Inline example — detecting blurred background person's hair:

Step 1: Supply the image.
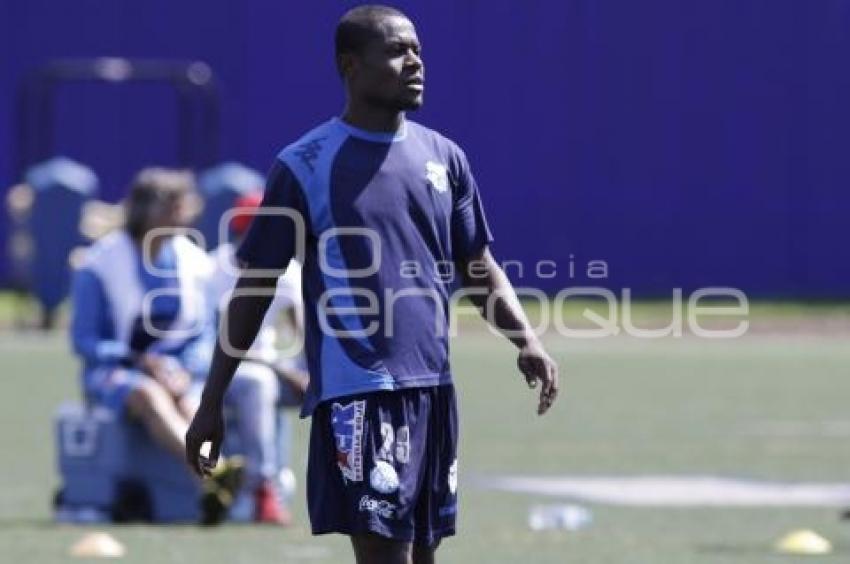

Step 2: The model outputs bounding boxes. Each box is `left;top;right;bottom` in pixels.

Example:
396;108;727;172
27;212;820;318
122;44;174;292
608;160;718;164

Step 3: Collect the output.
124;168;200;242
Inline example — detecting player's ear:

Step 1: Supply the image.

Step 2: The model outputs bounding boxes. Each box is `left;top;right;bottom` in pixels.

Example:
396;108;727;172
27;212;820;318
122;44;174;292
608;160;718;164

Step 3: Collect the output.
337;52;357;80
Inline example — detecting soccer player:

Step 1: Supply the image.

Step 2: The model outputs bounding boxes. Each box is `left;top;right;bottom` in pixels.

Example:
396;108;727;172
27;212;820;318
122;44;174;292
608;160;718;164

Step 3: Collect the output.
186;5;558;562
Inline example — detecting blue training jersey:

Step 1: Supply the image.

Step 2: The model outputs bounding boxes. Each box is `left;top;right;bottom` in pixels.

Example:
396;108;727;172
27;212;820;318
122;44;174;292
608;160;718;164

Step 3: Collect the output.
71;239;214;391
237;117;493;416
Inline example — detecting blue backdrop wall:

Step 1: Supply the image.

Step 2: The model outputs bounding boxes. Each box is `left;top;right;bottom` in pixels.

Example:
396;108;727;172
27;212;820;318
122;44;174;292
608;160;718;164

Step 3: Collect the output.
2;0;849;297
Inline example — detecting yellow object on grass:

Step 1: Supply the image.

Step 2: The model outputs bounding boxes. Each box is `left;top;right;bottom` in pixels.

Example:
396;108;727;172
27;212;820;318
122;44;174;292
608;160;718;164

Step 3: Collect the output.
774;529;832;556
69;532;126;558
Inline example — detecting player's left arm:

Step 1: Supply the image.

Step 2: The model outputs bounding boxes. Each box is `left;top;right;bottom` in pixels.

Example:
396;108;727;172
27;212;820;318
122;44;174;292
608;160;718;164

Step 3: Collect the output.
459;247;559;415
449;142;558;414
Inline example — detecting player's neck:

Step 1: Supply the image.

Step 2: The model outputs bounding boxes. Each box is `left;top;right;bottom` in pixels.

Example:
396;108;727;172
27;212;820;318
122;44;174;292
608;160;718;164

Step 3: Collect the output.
341;103;405;134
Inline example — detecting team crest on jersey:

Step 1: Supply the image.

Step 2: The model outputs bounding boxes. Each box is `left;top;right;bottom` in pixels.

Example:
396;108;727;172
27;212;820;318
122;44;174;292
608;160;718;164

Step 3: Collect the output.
331;400;366;482
425;160;449;193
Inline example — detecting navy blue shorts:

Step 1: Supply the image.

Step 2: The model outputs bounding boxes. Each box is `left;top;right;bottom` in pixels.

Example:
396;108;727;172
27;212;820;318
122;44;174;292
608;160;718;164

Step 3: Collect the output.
307;385;458;546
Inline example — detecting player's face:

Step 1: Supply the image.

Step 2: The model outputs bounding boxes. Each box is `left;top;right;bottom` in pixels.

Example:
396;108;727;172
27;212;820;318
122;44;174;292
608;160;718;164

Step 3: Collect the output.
149;194;194;232
356;17;424;111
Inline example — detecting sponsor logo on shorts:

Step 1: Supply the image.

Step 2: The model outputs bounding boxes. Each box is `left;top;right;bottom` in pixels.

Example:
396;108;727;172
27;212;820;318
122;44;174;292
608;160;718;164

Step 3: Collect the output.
448;459;458;495
331;400;366;482
370;460;400;494
359;495;396;519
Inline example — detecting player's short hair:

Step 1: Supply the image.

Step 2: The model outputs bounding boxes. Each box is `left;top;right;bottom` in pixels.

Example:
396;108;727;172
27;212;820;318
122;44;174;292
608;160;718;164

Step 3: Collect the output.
124;168;196;239
335;5;409;62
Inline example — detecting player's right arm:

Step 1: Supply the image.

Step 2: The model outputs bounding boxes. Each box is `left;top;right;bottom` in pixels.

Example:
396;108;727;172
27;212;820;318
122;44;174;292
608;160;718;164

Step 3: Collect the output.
185;161;308;476
186;274;278;475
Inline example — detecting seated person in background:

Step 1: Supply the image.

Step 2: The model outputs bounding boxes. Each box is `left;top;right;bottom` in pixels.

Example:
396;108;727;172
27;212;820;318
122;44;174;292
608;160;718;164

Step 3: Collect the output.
69;168;240;525
206;192;308;525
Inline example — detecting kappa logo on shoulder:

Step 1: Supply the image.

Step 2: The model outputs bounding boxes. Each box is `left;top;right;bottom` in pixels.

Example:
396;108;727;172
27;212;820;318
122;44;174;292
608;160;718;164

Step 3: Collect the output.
425;160;449;193
293;136;327;172
331;400;366;482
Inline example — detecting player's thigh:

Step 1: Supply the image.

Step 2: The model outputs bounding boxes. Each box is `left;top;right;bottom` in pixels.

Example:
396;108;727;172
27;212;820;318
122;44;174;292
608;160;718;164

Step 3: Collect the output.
412;385;459;546
91;369;160;417
350;533;411;564
231;362;278;395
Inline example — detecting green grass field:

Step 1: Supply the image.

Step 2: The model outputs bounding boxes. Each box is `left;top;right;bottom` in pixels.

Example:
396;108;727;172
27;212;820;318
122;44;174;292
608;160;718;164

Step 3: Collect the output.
1;310;849;563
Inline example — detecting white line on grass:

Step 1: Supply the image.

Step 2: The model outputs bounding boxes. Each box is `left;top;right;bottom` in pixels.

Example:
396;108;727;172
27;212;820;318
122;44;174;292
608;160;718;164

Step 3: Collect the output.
478;475;850;507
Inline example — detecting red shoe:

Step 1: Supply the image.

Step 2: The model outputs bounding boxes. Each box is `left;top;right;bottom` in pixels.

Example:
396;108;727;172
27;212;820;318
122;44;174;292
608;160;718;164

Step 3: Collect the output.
254;481;293;526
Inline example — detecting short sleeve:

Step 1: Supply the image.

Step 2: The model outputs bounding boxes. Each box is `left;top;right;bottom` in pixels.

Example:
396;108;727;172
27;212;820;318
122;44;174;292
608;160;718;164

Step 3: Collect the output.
450;147;494;262
236;161;309;272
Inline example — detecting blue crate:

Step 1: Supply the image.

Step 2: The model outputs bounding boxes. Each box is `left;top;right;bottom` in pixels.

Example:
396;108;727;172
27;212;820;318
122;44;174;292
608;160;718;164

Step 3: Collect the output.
55;402;200;522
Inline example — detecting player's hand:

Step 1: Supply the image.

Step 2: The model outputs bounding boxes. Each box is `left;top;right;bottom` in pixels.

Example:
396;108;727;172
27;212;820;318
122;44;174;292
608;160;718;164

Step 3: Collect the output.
517;341;559;415
156;365;191;399
271;360;309;401
166;371;191;398
139;353;191;398
185;400;225;477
